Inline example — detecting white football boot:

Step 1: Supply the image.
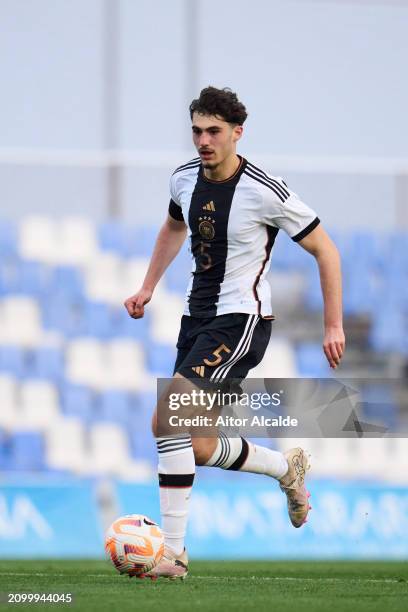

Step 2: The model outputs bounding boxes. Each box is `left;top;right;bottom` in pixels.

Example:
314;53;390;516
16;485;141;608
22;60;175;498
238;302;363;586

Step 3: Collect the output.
141;547;188;581
279;447;311;528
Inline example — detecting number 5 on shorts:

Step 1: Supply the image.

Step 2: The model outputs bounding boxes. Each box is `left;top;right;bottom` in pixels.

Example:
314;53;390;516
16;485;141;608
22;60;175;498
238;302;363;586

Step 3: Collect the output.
204;344;231;367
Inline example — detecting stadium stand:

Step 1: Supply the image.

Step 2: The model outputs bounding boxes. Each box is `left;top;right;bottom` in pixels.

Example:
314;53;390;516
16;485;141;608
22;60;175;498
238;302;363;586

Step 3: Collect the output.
0;216;407;480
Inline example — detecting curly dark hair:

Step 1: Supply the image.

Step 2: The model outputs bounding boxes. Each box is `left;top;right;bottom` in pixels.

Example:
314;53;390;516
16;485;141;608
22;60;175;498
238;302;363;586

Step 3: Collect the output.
189;86;248;125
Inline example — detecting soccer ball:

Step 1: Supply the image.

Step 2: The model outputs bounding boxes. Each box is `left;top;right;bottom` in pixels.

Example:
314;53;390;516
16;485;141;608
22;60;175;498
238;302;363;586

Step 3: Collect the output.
105;514;164;577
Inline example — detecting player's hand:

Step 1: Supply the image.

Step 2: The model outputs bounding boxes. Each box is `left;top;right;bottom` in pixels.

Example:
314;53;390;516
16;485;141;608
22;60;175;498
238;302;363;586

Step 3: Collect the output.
124;288;152;319
323;327;345;369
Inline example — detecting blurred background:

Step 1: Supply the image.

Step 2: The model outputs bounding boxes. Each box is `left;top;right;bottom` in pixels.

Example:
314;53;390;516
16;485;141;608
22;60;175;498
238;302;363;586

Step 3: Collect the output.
0;0;407;560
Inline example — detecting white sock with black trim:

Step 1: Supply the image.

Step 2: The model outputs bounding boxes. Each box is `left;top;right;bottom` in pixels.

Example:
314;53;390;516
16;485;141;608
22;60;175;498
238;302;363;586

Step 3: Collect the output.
205;433;288;479
156;435;195;556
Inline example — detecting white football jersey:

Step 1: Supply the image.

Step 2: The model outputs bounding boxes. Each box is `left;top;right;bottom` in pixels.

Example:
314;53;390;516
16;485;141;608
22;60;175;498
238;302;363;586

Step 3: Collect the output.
169;156;319;318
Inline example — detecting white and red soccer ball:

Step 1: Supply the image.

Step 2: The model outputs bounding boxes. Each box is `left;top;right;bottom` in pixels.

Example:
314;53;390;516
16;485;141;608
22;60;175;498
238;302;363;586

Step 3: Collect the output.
105;514;164;577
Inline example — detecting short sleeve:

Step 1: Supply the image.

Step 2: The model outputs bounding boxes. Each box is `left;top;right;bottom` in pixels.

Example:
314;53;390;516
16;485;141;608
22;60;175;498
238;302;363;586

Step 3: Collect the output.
168;173;185;221
261;179;320;241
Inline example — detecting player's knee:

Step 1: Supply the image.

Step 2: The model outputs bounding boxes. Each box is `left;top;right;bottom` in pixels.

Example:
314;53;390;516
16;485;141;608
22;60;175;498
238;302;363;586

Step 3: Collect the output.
192;438;215;466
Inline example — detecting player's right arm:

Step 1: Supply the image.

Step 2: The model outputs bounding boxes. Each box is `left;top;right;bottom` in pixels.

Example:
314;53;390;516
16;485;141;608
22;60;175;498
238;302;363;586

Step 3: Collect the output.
124;214;187;319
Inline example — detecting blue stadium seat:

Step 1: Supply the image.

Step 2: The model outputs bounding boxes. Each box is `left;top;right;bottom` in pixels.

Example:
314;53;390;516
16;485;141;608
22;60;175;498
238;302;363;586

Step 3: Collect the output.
98;221;128;256
128;394;157;463
14;260;50;297
60;383;95;424
295;342;329;377
126;226;158;258
49;265;84;299
83;301;115;339
165;247;192;295
29;347;65;381
0;429;9;470
146;343;177;376
357;383;399;430
95;390;131;427
0;345;27;378
9;431;45;471
0;219;17;257
114;308;150;341
370;305;406;354
41;294;85;337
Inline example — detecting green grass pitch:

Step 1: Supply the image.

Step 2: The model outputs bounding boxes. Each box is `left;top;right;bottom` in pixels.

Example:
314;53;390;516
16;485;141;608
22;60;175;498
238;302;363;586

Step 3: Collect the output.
0;560;407;612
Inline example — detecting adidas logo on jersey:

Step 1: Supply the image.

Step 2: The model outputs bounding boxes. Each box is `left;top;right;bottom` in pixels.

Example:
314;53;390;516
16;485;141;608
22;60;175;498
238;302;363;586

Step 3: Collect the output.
202;201;215;212
192;365;205;377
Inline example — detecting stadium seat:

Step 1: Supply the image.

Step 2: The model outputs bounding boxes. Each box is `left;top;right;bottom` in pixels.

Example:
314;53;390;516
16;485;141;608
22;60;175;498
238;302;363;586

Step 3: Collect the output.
0;219;17;257
357;383;399;431
9;431;45;471
83;252;123;305
18;216;58;264
83;301;115;339
113;307;150;342
49;265;85;299
29;347;65;381
96;390;132;427
295;342;329;377
98;221;128;256
104;339;148;391
65;338;106;388
0;296;43;346
0;345;27;378
60;383;95;425
126;226;158;258
0;375;19;430
146;343;177;376
0;429;9;469
45;415;88;474
58;217;99;266
88;422;133;475
18;380;60;431
150;292;184;345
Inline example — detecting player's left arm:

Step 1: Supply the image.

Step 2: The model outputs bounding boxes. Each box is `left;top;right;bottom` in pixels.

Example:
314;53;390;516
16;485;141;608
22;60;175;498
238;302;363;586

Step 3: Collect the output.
298;224;345;369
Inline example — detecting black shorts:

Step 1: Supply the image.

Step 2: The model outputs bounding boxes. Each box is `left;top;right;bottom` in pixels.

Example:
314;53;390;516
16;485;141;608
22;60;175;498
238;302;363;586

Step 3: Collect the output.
173;313;272;385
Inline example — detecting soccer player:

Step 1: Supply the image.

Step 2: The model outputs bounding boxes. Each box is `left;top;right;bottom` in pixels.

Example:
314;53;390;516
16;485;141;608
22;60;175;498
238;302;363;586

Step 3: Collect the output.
124;87;345;579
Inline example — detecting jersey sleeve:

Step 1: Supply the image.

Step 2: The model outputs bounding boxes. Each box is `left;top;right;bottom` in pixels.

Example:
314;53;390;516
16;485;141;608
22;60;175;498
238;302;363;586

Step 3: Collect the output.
261;179;320;241
168;173;185;222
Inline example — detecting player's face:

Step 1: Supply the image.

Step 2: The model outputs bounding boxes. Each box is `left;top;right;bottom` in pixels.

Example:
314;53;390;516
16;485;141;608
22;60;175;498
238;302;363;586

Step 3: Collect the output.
192;113;242;170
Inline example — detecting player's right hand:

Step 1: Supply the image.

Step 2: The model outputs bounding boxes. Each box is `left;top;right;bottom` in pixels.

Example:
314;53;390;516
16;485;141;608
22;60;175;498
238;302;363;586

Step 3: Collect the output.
124;288;152;319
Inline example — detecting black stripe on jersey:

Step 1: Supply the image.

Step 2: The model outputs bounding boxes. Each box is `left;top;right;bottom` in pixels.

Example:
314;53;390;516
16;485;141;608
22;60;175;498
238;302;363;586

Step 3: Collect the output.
253;226;278;315
244;169;287;203
169;198;185;221
246;162;290;200
292;217;320;242
173;158;201;175
187;163;245;317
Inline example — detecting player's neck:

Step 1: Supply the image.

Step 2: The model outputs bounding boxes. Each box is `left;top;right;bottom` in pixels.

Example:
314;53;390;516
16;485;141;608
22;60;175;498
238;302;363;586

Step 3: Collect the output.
203;153;241;182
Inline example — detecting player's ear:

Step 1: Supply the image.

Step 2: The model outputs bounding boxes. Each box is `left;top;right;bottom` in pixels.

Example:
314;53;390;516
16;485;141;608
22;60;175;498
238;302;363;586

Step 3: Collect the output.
232;124;243;143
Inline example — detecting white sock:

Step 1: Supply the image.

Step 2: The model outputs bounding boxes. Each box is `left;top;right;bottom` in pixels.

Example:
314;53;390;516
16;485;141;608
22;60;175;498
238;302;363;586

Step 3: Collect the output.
205;433;288;480
156;436;195;556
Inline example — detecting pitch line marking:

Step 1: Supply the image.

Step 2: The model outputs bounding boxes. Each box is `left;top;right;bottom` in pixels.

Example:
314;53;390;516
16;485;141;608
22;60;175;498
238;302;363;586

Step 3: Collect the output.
0;573;405;584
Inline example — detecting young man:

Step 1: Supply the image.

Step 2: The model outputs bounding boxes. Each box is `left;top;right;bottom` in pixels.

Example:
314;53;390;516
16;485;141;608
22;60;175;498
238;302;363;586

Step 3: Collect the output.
124;86;345;579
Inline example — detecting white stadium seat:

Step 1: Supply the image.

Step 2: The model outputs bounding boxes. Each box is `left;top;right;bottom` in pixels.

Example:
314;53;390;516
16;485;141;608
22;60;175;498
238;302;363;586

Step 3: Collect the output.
17;380;60;431
18;215;58;264
150;291;184;345
87;423;133;476
45;416;88;474
0;296;43;347
0;375;19;431
83;253;123;304
65;338;106;388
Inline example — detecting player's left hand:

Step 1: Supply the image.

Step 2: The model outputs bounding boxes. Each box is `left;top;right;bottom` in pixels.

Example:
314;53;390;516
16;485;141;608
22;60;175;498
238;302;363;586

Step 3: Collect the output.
323;327;345;369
